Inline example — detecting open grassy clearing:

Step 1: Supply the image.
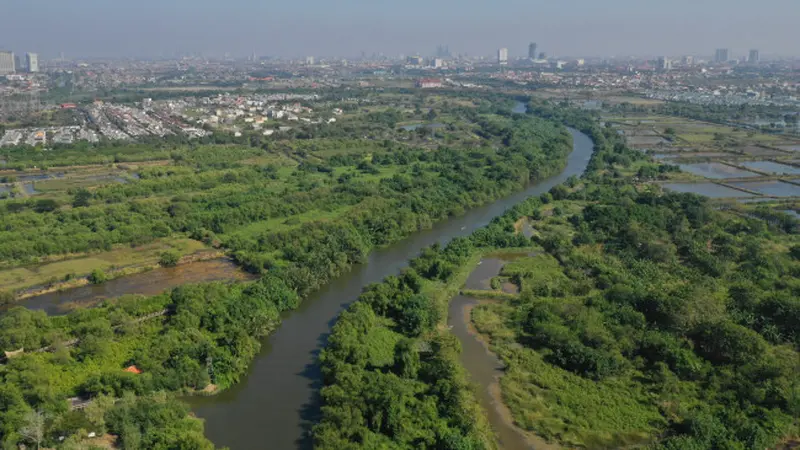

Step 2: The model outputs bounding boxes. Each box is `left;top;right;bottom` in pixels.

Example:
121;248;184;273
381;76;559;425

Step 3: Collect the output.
473;303;663;448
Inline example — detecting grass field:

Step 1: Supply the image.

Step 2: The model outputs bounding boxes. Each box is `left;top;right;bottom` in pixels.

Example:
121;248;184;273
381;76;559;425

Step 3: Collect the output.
0;237;208;292
225;205;354;239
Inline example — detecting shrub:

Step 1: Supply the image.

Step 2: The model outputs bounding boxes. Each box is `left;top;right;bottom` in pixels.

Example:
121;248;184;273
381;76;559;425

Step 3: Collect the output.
88;269;108;285
159;251;180;267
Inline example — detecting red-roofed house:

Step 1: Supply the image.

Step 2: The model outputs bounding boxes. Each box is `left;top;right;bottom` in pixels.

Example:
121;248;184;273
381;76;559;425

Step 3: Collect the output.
124;365;142;375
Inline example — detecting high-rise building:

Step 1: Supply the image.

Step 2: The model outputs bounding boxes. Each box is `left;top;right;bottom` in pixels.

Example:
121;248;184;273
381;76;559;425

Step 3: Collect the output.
528;42;538;60
305;56;315;65
538;52;547;60
497;48;508;65
407;55;424;66
26;53;39;73
748;49;760;64
714;48;729;63
0;51;15;74
658;56;672;71
682;55;694;66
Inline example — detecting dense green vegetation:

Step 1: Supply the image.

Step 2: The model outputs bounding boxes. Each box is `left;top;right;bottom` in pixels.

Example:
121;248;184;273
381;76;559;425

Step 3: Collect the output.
473;182;799;448
0;109;569;271
0;95;574;448
315;106;799;449
313;240;495;449
0;275;297;448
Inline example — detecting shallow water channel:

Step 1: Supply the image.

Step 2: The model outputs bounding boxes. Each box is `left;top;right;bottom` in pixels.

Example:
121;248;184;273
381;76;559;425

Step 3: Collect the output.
12;258;251;316
448;256;541;450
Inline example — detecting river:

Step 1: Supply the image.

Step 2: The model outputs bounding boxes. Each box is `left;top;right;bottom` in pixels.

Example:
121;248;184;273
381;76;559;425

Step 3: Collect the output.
190;112;596;449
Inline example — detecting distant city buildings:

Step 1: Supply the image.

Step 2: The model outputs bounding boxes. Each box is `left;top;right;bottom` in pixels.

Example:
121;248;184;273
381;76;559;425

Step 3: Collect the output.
305;56;315;65
26;53;39;73
682;55;694;66
416;78;443;89
714;48;729;63
430;58;444;69
0;51;15;74
407;55;424;66
748;49;760;64
528;42;538;60
538;52;547;60
497;48;508;65
658;56;672;71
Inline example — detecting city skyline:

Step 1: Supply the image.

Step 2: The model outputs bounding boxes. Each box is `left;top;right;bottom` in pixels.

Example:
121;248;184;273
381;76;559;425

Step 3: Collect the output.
2;0;799;58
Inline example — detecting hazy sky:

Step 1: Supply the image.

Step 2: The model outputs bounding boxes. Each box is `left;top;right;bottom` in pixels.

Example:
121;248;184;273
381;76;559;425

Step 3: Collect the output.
3;0;798;58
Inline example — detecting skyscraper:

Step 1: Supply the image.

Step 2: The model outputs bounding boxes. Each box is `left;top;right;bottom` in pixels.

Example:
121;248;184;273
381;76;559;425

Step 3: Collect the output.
528;42;538;60
497;48;508;65
714;48;729;63
538;52;547;60
748;49;760;64
26;53;39;73
658;56;672;71
0;51;15;74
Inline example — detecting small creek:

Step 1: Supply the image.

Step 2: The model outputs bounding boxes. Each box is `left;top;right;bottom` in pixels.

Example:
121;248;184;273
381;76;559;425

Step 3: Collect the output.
448;256;539;450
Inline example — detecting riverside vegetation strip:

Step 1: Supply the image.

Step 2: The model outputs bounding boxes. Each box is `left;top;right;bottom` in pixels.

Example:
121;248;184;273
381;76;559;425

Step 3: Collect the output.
0;94;574;448
315;109;799;449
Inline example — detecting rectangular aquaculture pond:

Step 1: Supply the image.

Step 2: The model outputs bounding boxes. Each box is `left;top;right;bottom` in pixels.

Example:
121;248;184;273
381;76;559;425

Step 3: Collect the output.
739;161;800;176
728;181;800;197
678;162;760;179
661;183;756;198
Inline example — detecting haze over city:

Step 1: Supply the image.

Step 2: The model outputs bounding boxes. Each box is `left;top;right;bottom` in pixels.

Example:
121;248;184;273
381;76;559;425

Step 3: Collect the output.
3;0;800;58
0;1;799;449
